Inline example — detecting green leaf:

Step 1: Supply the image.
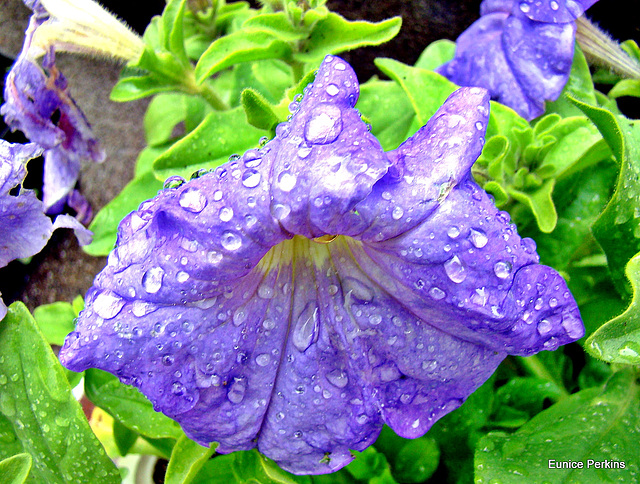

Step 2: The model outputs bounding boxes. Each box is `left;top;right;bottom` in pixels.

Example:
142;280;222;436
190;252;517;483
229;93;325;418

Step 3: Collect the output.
393;438;439;483
144;93;188;146
32;302;76;347
609;79;640;99
508;179;557;233
113;419;138;457
495;377;564;417
110;72;179;102
243;12;310;41
374;58;457;126
84;368;183;440
587;251;640;364
346;447;398;484
0;303;120;483
195;31;290;82
241;88;281;131
160;0;189;63
295;13;401;64
83;170;164;257
0;454;32;484
475;368;640;483
414;39;456;71
165;435;216;484
357;79;415;150
153;107;267;180
229;450;311;483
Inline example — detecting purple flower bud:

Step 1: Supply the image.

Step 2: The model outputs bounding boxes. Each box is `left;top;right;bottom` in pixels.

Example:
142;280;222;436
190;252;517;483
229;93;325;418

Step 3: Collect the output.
59;56;583;474
438;0;599;120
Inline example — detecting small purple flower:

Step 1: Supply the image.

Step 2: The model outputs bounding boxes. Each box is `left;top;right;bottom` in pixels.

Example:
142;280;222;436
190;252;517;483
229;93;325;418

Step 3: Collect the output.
0;139;91;319
438;0;598;120
1;11;105;215
59;56;583;474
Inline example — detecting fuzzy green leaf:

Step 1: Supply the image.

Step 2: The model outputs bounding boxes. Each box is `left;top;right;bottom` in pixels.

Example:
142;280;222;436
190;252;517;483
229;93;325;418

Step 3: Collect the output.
241;88;281;131
0;454;32;484
165;435;216;484
414;39;456;71
32;302;76;347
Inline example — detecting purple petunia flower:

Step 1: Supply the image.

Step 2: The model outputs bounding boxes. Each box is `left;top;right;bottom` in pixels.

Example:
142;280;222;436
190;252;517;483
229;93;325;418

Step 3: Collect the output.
59;56;584;474
438;0;598;120
1;9;105;217
0;140;91;319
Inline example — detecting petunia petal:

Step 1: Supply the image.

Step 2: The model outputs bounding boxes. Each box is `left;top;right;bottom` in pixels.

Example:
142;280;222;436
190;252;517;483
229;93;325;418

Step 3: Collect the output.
509;0;597;23
60;56;584;475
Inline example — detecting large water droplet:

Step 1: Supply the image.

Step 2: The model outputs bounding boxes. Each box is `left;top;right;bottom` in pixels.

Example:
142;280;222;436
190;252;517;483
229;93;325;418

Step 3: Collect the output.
325;84;340;96
304;104;342;144
142;267;165;294
429;287;446;300
243;149;262;168
392;206;404;220
233;309;247;326
179;187;207;213
258;284;274;299
221;231;242;251
537;319;552;335
256;353;271;367
292;303;319;352
471;287;488;306
469;228;488;248
494;261;512;279
447;226;460;239
93;291;125;319
342;277;374;304
326;369;349;388
241;169;261;188
277;171;297;192
444;255;467;283
271;203;291;221
228;377;246;404
219;206;234;222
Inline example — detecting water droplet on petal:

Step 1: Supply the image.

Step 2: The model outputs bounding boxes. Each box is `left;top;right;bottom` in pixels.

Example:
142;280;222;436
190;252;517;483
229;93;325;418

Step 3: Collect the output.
429;287;446;300
469;228;488;248
256;353;271;367
326;369;349;388
207;250;223;264
277;171;297;192
271;203;291;221
258;285;274;299
177;271;189;283
93;291;125;319
447;226;460;238
471;287;488;306
494;261;512;279
241;169;261;188
142;267;165;294
163;175;185;189
233;309;247;326
213;190;223;201
221;231;242;251
550;0;559;10
537;319;552;335
444;255;467;283
304;104;342;144
342;277;374;304
325;84;340;96
292;303;319;352
179;187;207;213
228;377;246;403
392;206;404;220
219;206;234;222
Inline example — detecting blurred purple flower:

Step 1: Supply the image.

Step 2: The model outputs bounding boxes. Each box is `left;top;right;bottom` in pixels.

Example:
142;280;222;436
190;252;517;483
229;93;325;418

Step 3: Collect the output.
0;140;91;319
1;10;104;217
60;56;583;474
438;0;598;120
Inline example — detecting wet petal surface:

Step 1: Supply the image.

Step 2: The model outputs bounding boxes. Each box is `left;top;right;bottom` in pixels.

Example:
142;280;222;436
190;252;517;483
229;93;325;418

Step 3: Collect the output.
60;56;583;474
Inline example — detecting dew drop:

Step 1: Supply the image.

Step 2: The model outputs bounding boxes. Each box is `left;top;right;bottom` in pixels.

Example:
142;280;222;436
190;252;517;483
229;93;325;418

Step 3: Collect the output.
447;226;460;238
233;309;247;326
325;84;340;96
292;303;319;352
342;277;374;304
304;104;342;144
444;255;467;283
271;203;291;221
219;206;234;222
177;271;189;283
494;261;512;279
258;285;274;299
469;228;488;248
142;267;165;294
550;0;559;10
221;231;242;251
256;353;271;367
326;369;349;388
93;291;125;319
163;175;185;189
213;190;223;201
207;250;223;264
429;287;446;300
179;187;207;213
392;206;404;220
241;169;261;188
537;319;553;335
277;171;297;192
228;377;246;404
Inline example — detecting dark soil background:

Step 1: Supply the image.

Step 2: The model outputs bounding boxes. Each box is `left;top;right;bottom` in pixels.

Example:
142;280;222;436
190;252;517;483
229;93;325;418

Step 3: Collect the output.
0;0;637;311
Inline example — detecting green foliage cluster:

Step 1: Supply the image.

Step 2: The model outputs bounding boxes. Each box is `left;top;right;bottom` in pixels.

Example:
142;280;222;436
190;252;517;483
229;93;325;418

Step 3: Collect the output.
2;1;640;483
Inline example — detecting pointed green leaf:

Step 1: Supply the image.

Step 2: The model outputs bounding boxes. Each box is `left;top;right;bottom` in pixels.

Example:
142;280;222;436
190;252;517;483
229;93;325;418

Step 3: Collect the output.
241;88;281;131
0;303;120;483
374;58;457;126
195;31;290;82
84;368;183;440
83;170;164;257
243;12;309;41
414;39;456;71
609;79;640;99
232;450;311;483
475;368;640;483
161;0;188;62
164;435;216;484
587;251;640;364
295;13;401;63
153;107;267;180
113;419;138;457
0;454;32;484
32;302;76;347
